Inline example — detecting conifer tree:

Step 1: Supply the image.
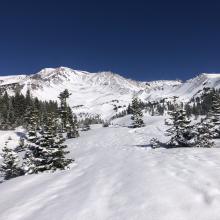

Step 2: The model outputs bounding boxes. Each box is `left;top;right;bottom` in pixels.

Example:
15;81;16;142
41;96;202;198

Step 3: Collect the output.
58;89;79;138
50;131;73;171
194;117;214;148
0;142;23;180
0;92;11;129
166;98;193;147
25;89;33;108
130;96;144;128
25;107;39;143
66;107;79;138
23;113;73;174
127;104;132;114
58;89;71;132
208;90;220;137
13;91;26;125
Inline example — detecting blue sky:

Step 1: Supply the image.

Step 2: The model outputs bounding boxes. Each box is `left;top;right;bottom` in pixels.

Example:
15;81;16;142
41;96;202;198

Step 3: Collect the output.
0;0;220;80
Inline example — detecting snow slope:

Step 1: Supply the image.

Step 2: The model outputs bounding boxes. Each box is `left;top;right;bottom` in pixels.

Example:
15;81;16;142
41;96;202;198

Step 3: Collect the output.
1;67;220;118
0;116;220;220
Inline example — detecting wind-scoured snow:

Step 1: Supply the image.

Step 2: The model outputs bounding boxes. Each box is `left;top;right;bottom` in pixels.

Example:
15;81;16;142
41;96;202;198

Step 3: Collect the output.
0;116;220;220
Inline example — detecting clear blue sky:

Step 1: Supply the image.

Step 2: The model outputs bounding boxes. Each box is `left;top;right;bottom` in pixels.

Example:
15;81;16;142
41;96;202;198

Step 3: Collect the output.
0;0;220;81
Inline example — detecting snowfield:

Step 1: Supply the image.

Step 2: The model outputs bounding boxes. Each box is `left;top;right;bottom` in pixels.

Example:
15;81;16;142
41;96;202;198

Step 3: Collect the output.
0;116;220;220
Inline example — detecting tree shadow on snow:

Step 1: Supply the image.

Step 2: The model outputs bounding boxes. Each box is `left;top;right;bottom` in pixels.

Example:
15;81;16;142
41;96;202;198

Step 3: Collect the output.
15;132;26;139
134;144;152;148
134;142;169;149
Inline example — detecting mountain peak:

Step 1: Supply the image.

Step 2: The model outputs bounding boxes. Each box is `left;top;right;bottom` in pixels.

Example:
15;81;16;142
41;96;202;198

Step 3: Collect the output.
2;68;220;119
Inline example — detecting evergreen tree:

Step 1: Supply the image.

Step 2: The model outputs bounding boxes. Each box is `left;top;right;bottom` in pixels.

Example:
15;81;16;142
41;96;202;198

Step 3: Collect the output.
25;107;39;143
23;113;73;174
0;89;59;131
208;91;220;137
25;89;33;108
58;89;79;138
0;142;23;180
58;89;71;132
50;131;73;171
66;107;79;138
127;104;132;114
194;117;214;148
166;98;193;147
12;91;26;125
130;96;144;128
0;92;11;129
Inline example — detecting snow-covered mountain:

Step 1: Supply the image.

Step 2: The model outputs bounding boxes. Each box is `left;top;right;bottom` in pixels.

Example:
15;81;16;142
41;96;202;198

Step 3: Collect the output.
0;67;220;119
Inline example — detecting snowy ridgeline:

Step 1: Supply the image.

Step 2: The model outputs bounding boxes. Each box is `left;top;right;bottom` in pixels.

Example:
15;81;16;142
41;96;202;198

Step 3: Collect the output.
1;67;220;119
0;115;220;220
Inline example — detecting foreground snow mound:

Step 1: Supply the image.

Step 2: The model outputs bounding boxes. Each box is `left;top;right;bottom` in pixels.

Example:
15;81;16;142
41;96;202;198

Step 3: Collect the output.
0;117;220;220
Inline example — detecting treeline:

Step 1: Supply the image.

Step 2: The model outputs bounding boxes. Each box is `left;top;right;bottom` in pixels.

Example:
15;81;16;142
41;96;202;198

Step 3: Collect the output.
0;89;79;181
126;91;220;148
150;91;220;148
0;90;58;130
111;87;220;120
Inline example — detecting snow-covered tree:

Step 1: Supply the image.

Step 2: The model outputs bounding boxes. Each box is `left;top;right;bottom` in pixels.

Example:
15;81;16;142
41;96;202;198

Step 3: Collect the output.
58;90;79;138
208;91;220;137
58;89;71;132
23;113;73;174
130;96;144;128
49;132;73;171
166;98;193;147
25;107;39;143
194;117;214;148
24;113;55;174
66;107;79;138
0;142;23;180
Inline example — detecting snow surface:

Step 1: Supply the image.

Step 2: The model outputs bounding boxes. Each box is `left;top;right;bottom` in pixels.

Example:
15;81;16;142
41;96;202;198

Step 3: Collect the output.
0;116;220;220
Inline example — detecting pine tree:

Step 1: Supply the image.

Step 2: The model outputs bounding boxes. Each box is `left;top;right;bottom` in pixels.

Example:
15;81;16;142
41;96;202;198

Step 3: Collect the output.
194;117;214;148
25;107;39;143
12;91;26;126
49;131;73;171
166;98;193;147
58;90;79;138
66;107;79;138
130;96;144;128
208;91;220;137
0;91;10;129
24;113;55;174
23;113;73;174
0;142;23;180
25;89;33;108
58;89;71;132
127;104;132;114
